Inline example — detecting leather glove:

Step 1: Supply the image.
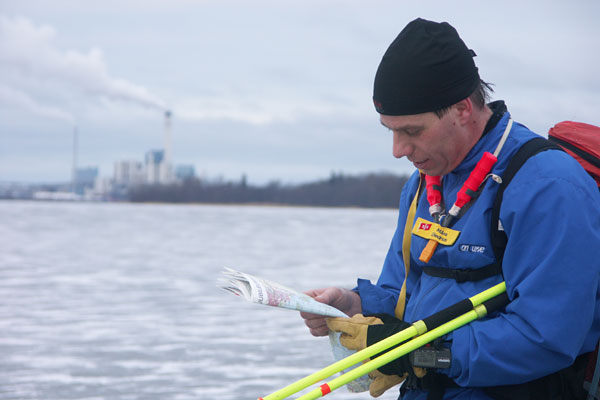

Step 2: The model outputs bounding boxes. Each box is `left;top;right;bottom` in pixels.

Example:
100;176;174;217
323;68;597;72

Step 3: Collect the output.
366;314;427;378
367;369;407;398
326;314;384;350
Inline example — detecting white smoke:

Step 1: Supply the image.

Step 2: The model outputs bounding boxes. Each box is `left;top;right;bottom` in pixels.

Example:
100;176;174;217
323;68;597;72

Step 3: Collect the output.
0;15;167;118
0;83;75;125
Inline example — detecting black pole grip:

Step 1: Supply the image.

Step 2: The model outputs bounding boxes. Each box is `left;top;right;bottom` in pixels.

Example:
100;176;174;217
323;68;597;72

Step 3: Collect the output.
421;298;473;331
481;292;510;314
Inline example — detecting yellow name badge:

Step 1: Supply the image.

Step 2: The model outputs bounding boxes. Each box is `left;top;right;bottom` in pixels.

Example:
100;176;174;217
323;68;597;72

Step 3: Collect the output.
412;217;460;246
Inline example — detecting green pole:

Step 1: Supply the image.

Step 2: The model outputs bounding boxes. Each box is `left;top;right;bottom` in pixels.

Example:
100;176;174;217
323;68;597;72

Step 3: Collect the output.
259;326;419;400
296;303;491;400
259;282;506;400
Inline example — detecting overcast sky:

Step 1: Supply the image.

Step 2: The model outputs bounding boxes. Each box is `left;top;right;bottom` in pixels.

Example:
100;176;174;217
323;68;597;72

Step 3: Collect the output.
1;0;599;185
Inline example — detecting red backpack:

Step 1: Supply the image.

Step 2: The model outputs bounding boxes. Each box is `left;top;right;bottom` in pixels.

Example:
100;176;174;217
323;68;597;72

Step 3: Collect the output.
549;121;600;398
548;121;600;189
488;121;600;399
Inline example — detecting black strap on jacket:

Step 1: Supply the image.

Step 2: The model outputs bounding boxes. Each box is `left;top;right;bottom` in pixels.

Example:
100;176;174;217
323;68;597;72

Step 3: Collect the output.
422;263;502;283
548;135;600;170
489;137;563;264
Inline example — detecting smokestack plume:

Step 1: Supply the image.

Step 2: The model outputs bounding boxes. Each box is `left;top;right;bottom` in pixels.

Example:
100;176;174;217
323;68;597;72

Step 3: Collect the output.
0;16;167;112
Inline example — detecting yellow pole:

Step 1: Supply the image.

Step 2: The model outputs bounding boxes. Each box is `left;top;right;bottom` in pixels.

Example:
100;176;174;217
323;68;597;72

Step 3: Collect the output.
258;326;418;400
296;304;490;400
259;282;506;400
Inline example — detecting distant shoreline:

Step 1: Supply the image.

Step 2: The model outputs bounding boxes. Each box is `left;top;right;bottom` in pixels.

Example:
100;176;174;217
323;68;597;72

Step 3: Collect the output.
1;171;410;209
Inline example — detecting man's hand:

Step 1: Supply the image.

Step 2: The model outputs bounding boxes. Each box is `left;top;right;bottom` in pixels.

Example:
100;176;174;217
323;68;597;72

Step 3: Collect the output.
300;287;362;336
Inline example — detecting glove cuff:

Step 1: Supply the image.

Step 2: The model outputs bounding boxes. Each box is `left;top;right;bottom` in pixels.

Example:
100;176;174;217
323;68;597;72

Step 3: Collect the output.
366;319;412;376
365;313;402;324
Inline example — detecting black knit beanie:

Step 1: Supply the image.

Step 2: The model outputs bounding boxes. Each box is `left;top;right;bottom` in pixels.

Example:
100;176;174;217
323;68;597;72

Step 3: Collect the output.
373;18;480;116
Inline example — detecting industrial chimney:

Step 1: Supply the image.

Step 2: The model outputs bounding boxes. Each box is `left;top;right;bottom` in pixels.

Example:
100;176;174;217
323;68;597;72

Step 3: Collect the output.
163;110;172;183
72;125;78;193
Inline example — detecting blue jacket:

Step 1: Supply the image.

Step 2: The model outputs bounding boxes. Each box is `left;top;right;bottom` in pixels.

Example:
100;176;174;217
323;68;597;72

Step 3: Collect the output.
357;110;600;399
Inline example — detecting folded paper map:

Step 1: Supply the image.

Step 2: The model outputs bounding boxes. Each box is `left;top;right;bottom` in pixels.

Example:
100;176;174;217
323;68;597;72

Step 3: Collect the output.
218;267;371;393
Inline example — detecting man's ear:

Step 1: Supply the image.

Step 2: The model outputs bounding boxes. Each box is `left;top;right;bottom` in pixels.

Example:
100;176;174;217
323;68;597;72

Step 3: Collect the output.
453;98;473;125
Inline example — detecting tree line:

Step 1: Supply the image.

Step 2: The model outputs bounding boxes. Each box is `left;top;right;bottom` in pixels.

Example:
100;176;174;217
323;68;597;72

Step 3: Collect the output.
128;172;411;208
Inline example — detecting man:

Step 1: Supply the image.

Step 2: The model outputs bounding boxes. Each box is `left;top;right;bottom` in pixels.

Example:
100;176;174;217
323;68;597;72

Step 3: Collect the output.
301;18;600;399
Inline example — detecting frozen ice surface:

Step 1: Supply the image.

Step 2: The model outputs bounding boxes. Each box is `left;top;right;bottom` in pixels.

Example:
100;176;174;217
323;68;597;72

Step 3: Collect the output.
0;201;400;399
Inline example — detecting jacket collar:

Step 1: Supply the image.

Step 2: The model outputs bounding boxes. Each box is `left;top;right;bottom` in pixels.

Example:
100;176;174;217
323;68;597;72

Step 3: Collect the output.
450;101;510;175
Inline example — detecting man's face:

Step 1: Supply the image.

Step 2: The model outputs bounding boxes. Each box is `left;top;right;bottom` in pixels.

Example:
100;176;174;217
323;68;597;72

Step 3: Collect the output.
380;108;470;176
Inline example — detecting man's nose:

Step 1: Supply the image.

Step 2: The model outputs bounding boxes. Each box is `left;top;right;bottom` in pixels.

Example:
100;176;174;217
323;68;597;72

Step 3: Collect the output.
393;132;413;158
